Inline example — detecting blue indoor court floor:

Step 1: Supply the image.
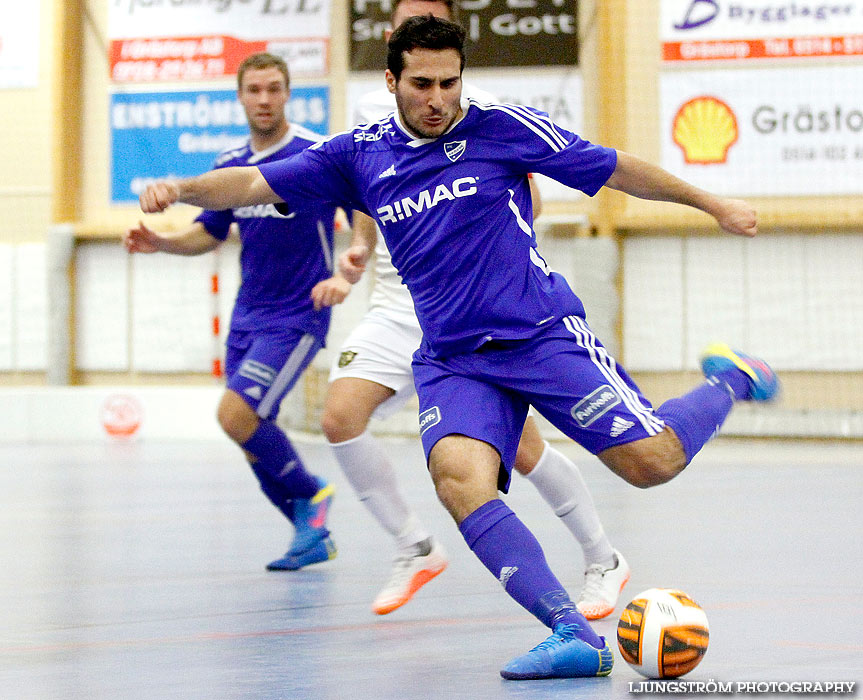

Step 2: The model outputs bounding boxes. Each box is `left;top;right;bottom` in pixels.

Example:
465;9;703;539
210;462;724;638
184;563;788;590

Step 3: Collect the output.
1;436;860;699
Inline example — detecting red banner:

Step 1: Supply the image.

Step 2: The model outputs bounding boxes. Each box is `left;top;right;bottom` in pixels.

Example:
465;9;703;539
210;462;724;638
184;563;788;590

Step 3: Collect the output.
109;35;329;83
663;34;863;62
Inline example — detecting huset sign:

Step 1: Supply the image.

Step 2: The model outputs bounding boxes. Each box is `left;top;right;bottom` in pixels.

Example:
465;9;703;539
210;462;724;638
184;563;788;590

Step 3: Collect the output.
349;0;578;70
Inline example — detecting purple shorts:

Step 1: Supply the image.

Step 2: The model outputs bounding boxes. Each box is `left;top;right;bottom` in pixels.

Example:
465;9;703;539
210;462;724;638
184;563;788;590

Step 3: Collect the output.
412;315;665;492
225;328;322;421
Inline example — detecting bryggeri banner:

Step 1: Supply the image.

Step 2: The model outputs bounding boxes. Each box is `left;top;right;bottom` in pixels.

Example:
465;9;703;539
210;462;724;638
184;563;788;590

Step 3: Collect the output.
661;0;863;62
660;65;863;196
349;0;578;71
108;0;332;82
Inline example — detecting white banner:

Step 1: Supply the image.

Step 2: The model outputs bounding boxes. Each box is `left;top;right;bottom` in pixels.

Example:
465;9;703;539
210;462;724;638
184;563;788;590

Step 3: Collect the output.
347;70;586;201
660;66;863;196
0;3;39;88
661;0;863;61
108;0;331;81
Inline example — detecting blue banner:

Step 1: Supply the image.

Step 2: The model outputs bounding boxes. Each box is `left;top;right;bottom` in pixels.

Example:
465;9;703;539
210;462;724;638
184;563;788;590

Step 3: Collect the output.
111;86;329;204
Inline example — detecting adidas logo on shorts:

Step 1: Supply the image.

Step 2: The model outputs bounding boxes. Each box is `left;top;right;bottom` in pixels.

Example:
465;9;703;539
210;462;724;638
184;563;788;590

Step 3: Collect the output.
610;416;635;438
244;385;263;400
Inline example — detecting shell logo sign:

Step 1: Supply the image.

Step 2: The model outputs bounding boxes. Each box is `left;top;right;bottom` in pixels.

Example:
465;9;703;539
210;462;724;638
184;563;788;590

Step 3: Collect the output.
672;96;739;164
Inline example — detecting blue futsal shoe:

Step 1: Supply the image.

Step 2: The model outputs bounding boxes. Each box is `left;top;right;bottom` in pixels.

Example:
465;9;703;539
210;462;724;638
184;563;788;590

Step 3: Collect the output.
500;625;614;680
700;343;779;402
288;479;335;555
266;536;337;571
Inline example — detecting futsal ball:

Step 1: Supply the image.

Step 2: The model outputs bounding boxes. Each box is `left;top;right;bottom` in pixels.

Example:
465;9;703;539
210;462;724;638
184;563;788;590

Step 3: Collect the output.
616;588;709;679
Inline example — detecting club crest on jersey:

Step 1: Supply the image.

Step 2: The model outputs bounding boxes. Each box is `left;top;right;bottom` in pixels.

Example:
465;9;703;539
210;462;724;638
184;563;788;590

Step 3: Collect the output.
338;350;357;368
444;140;466;162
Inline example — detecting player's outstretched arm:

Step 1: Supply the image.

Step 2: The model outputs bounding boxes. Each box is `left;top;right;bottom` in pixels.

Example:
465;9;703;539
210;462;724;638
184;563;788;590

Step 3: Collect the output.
124;221;220;256
604;150;757;238
140;166;280;214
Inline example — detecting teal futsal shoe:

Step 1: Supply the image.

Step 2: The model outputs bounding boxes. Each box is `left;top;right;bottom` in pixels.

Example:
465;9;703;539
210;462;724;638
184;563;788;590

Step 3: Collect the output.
266;536;337;571
500;625;614;680
700;343;779;402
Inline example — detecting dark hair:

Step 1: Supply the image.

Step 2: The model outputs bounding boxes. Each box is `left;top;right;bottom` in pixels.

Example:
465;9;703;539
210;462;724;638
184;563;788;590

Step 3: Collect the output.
387;15;466;80
391;0;457;23
237;53;290;90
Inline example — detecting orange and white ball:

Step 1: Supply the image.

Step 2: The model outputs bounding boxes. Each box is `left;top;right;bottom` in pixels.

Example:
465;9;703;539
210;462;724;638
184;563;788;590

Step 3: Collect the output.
617;588;709;679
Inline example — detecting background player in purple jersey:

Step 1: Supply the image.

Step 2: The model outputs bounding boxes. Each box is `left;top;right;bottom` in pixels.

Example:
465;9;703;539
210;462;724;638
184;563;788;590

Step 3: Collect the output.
323;0;630;621
125;53;348;572
137;18;779;681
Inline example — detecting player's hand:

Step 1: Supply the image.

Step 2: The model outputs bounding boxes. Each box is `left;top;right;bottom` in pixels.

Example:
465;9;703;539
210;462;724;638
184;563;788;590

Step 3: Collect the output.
311;276;352;310
123;221;164;254
339;244;370;284
714;198;757;238
140;180;180;213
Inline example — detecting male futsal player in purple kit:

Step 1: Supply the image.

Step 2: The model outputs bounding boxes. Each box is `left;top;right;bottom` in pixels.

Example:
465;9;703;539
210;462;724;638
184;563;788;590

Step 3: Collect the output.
125;53;347;571
138;19;779;680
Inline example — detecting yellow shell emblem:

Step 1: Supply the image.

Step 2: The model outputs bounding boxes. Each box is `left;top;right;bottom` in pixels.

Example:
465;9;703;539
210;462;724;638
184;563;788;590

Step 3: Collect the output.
672;96;738;164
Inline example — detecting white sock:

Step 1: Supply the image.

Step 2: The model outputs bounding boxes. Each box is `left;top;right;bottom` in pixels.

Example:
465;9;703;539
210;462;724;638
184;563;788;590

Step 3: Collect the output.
330;431;429;549
524;441;616;568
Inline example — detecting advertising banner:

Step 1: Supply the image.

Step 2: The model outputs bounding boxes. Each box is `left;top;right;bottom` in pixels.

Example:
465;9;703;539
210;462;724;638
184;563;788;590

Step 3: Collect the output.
111;86;329;203
108;0;331;82
349;0;578;71
661;0;863;62
660;66;863;196
0;3;39;88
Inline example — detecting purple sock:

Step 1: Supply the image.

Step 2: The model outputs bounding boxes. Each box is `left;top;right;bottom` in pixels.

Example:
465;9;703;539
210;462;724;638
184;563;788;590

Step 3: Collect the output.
705;367;751;401
249;461;295;521
656;381;735;463
459;500;603;648
241;420;319;499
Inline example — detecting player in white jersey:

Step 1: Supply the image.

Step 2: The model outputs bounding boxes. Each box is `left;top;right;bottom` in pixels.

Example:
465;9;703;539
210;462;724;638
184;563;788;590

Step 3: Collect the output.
137;15;778;680
322;0;629;619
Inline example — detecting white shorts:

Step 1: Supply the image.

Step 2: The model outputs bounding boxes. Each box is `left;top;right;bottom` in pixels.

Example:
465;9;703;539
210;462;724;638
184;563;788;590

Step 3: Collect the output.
329;309;423;419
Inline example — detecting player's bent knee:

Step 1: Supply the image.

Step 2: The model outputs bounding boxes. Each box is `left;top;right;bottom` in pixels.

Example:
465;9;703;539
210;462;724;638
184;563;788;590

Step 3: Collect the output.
217;391;260;444
621;459;684;489
599;431;687;489
430;473;464;519
429;438;502;523
320;402;366;444
512;417;547;475
430;471;490;525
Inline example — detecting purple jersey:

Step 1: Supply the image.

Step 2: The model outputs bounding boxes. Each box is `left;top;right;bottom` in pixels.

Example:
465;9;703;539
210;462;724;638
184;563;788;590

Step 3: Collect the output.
259;101;616;358
196;125;337;340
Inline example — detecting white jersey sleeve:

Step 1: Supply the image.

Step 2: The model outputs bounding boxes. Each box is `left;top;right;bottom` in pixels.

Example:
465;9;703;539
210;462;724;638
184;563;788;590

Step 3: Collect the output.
354;87;397;126
354;88;418;323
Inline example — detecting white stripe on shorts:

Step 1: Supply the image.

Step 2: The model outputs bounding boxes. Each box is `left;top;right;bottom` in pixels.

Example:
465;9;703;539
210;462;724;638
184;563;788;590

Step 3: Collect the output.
563;315;664;435
256;333;317;419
